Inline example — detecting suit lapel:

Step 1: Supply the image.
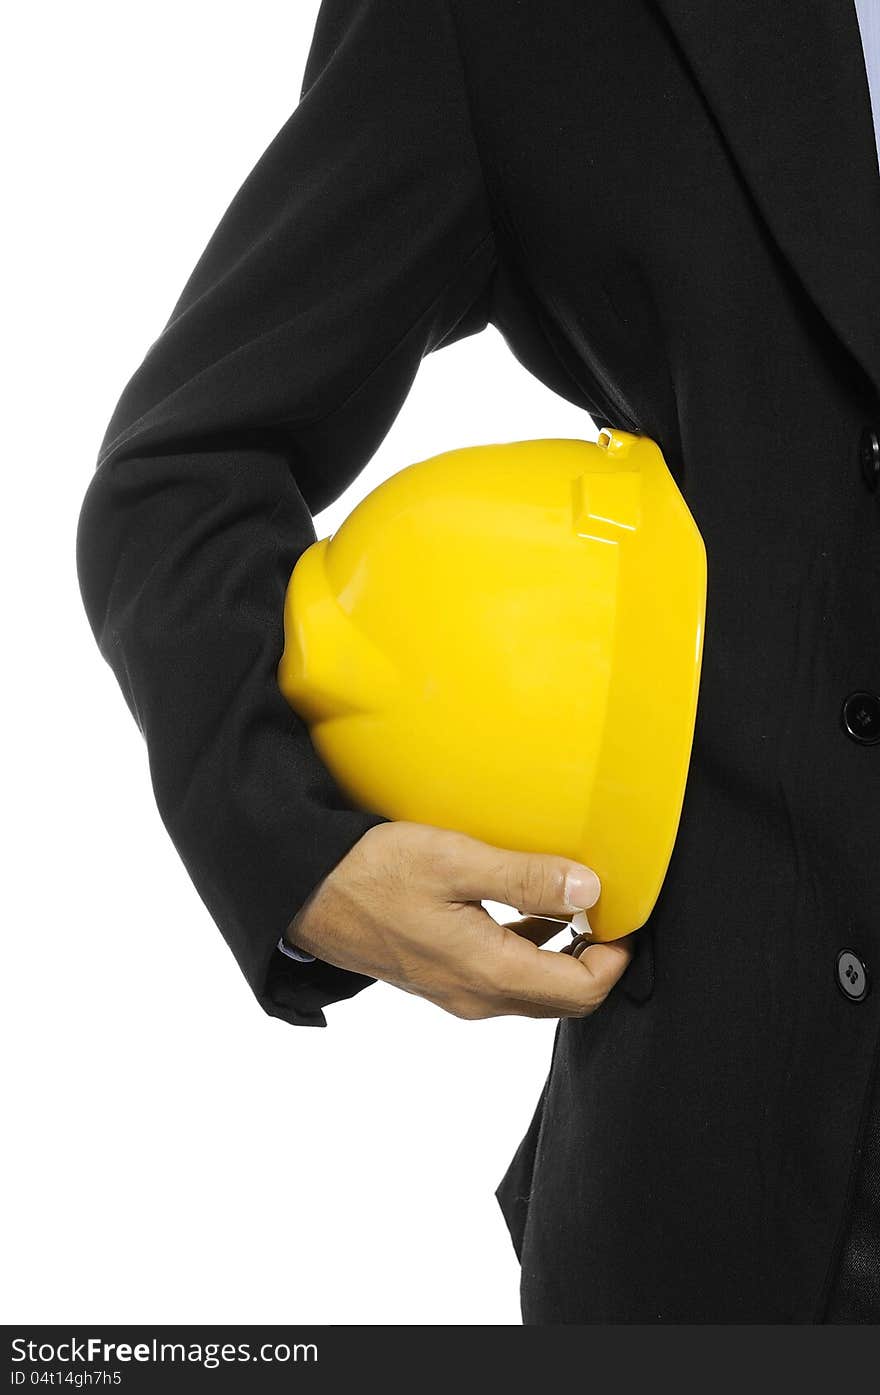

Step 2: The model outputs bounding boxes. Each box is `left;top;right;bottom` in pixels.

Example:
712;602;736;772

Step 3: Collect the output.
650;0;880;402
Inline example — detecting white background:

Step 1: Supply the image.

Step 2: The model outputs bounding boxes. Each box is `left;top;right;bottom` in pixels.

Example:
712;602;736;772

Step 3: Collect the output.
3;2;598;1325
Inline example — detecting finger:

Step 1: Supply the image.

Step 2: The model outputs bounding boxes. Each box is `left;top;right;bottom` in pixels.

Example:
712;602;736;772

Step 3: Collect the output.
445;834;601;918
491;999;570;1019
501;915;573;947
573;936;638;981
490;928;634;1015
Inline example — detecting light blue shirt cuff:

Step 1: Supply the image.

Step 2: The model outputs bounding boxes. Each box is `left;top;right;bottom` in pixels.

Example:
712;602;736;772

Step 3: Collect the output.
277;936;316;964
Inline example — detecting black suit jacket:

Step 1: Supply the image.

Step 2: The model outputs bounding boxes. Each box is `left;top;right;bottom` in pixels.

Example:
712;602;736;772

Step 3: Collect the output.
76;0;880;1321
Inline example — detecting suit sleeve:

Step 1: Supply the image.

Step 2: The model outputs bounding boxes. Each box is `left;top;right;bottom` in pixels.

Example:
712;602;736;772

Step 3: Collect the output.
75;0;498;1028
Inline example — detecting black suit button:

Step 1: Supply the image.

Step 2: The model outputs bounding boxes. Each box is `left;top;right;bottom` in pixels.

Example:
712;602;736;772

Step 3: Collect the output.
836;950;870;1002
860;426;880;491
841;691;880;744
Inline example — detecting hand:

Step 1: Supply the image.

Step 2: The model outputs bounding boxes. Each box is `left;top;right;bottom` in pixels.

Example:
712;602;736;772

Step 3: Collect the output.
285;821;635;1020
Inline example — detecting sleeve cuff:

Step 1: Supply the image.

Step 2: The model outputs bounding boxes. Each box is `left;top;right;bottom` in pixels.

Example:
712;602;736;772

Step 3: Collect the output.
277;936;317;964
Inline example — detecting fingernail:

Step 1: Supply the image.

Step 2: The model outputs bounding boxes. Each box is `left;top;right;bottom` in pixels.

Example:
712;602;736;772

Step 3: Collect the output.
564;867;601;911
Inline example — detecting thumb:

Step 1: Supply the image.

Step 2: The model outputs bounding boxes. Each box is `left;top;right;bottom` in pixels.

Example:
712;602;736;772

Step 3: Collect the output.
445;835;601;919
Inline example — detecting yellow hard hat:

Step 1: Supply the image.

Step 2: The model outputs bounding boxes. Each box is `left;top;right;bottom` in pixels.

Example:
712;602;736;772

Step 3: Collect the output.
277;428;706;940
